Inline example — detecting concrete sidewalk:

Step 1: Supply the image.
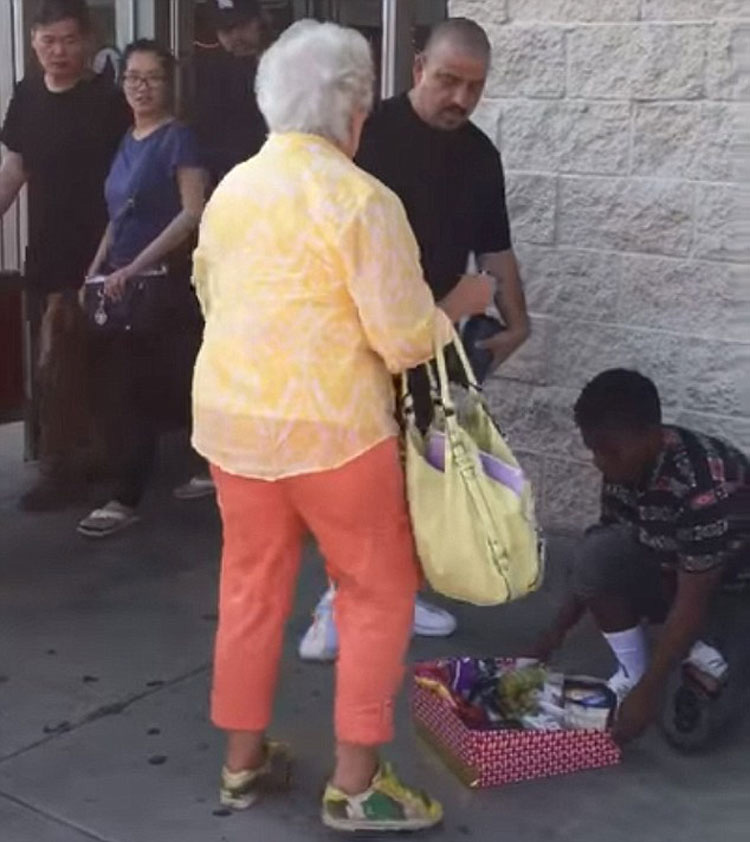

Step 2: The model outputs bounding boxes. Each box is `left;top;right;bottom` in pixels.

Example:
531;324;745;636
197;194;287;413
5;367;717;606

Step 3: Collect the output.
1;422;748;842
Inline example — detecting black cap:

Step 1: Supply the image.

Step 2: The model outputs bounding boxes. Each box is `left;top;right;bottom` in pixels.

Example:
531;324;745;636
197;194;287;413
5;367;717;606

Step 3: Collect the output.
210;0;262;30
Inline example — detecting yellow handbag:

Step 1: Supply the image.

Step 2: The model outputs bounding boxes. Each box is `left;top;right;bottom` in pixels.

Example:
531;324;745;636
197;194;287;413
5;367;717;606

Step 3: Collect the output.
402;329;544;606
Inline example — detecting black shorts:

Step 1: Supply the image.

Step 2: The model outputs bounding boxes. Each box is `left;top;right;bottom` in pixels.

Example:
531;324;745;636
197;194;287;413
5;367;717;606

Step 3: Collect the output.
572;524;674;623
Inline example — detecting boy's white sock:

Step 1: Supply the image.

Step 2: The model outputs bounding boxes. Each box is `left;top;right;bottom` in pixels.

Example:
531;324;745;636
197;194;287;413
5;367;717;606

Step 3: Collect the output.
603;625;649;685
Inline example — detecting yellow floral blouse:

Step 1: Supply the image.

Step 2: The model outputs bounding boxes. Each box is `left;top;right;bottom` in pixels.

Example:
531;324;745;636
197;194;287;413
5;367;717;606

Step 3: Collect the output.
191;132;451;479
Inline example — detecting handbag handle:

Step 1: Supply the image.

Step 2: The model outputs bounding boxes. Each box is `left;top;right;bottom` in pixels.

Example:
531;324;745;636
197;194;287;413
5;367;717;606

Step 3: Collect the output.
434;334;456;415
432;327;482;414
400;367;415;417
399;323;481;419
447;329;482;392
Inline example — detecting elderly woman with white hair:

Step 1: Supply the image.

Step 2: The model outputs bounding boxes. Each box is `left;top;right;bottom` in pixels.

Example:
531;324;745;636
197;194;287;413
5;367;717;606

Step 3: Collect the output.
191;20;492;832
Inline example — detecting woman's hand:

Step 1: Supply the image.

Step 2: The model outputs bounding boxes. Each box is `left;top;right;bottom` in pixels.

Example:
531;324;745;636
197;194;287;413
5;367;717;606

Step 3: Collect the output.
103;266;134;302
440;274;494;322
80;265;102;308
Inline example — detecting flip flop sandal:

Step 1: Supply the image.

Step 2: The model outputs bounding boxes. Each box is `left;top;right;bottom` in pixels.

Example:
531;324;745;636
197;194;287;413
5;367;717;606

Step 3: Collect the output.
682;662;727;699
77;504;140;538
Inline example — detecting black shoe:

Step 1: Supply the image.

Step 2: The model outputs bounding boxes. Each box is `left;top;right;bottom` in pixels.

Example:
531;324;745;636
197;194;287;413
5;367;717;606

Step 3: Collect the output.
19;478;87;512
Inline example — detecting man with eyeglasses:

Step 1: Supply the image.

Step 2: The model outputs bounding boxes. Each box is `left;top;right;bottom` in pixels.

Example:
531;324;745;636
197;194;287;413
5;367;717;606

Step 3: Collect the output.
299;18;530;661
0;0;130;510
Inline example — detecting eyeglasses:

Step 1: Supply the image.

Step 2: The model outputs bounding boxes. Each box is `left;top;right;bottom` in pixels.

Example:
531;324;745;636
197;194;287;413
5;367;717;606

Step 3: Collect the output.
122;73;167;89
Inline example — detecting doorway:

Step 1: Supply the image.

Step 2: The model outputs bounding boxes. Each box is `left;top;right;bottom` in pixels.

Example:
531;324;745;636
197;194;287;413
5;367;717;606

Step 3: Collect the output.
171;0;447;100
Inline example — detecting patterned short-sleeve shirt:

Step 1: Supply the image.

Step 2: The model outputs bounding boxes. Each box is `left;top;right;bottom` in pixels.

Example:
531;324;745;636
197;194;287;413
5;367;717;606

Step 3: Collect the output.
602;426;749;573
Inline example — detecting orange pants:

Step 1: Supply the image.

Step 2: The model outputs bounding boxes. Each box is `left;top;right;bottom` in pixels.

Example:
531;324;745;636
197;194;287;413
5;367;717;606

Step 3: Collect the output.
210;438;420;746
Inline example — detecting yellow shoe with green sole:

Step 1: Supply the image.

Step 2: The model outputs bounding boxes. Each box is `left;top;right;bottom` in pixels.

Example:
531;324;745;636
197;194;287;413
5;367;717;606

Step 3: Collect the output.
322;762;443;833
219;742;291;810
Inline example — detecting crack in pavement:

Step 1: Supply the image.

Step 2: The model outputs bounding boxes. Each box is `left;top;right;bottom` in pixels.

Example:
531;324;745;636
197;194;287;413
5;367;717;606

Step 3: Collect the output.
0;663;210;766
0;789;119;842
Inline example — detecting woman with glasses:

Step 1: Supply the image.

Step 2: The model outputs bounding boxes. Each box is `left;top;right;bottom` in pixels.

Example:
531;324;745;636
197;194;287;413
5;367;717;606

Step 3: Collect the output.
77;40;207;538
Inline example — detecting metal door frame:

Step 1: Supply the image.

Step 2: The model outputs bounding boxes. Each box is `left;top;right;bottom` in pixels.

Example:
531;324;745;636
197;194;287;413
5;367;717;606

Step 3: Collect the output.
381;0;415;98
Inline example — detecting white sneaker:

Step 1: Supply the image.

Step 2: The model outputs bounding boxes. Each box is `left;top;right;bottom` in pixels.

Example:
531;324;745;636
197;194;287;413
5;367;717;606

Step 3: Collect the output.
607;666;638;703
298;592;458;662
298;586;338;662
173;475;216;501
413;597;457;638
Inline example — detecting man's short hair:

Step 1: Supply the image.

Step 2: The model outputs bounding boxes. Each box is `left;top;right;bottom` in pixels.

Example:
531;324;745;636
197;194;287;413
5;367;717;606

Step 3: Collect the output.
424;17;491;62
574;369;662;434
33;0;91;32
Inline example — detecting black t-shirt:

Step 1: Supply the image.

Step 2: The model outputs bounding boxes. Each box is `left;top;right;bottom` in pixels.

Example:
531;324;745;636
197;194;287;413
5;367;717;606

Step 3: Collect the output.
184;46;267;187
1;73;130;293
355;93;512;301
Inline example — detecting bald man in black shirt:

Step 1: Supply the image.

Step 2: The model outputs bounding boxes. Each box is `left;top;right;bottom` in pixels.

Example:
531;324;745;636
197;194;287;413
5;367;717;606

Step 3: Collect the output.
299;18;530;661
357;19;528;365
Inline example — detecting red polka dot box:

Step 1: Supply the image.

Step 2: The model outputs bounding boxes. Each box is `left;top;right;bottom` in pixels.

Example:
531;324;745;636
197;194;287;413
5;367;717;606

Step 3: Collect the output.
412;658;622;788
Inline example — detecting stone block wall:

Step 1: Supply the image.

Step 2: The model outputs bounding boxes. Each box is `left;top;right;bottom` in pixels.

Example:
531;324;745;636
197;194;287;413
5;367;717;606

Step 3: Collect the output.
450;0;750;532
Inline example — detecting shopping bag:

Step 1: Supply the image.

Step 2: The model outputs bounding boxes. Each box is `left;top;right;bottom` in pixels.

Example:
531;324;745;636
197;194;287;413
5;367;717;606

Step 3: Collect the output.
401;328;542;605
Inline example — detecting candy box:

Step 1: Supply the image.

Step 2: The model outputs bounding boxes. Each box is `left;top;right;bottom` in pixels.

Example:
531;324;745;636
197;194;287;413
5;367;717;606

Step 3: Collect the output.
412;658;621;788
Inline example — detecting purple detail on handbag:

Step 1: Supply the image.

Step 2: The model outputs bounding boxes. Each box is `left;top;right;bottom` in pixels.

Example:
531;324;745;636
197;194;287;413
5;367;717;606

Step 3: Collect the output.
425;432;525;496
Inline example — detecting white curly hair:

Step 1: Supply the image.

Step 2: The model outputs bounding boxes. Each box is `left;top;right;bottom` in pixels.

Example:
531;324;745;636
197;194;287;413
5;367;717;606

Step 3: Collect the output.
256;19;375;147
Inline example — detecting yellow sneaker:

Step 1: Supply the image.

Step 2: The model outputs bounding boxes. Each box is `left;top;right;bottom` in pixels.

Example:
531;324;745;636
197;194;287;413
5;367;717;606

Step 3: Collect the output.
321;762;443;832
219;742;291;810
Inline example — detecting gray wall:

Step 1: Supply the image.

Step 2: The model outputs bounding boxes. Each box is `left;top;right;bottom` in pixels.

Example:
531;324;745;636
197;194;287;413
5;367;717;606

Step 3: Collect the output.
450;0;750;532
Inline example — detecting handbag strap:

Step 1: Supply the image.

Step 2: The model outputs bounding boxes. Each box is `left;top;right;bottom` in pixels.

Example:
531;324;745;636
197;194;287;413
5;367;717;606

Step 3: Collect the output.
452;332;481;391
400;370;414;418
400;324;482;421
109;121;178;254
433;326;482;412
433;334;456;415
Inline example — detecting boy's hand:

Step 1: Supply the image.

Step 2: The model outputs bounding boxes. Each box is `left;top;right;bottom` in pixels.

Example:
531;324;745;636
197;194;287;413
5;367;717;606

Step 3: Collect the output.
613;681;659;744
526;627;565;662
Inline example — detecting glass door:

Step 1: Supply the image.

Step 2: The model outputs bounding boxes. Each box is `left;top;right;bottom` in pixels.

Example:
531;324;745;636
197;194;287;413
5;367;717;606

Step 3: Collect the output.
173;0;446;103
89;0;123;82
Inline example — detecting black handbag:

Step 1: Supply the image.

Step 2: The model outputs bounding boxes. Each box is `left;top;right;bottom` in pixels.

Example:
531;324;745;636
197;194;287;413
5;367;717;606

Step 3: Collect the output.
83;265;174;334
